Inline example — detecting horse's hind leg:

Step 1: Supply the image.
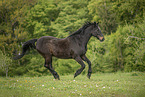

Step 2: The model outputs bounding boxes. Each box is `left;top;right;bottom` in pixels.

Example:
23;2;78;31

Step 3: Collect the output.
81;55;92;79
44;56;60;80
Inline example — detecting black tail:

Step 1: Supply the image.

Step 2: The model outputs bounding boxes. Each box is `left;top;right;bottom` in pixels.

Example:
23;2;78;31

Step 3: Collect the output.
13;39;37;60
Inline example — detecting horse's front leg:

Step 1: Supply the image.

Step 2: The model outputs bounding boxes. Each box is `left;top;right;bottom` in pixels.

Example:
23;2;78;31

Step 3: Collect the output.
74;56;86;78
81;55;92;79
44;56;60;80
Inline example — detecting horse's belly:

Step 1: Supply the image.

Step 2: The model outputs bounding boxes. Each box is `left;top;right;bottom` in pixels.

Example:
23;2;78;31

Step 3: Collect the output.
52;50;72;59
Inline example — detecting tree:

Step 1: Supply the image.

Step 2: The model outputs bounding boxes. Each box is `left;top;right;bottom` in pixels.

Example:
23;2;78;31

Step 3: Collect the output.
24;0;60;38
88;0;117;34
0;0;37;76
0;0;36;56
88;0;144;34
50;0;91;38
111;0;144;25
0;50;12;77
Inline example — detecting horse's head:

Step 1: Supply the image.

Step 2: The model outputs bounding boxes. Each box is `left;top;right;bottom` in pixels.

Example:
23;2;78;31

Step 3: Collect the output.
91;22;105;42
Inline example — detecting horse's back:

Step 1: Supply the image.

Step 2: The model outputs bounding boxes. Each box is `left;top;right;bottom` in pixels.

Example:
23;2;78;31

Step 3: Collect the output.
36;36;72;58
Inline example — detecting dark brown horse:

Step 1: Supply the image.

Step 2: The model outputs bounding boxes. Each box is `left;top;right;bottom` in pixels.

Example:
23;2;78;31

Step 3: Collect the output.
13;22;104;80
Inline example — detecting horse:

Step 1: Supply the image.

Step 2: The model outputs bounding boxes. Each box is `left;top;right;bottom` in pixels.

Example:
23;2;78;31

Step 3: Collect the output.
13;22;104;80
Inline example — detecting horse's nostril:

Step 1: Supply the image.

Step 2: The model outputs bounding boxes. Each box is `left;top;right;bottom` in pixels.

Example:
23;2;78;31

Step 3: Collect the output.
99;37;104;42
100;37;105;42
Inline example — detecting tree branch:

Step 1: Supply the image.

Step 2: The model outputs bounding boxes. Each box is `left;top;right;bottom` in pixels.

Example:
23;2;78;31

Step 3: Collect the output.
128;36;145;40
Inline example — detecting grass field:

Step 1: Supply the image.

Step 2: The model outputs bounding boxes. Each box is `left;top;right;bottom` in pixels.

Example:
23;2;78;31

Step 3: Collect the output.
0;72;145;97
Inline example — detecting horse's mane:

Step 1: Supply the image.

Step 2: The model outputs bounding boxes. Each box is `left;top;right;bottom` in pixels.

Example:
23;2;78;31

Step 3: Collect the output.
68;22;95;37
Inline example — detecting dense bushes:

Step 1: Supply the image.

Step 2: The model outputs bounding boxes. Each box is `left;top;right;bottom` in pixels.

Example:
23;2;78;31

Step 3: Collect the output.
0;0;144;77
87;20;145;73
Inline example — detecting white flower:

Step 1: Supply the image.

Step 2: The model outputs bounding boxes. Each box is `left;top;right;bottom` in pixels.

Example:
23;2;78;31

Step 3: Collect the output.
103;86;105;88
80;94;82;96
96;84;99;87
53;87;55;89
73;80;75;81
42;85;44;86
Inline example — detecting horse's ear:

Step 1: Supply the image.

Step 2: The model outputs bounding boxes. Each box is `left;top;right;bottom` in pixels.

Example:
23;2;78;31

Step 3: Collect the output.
94;22;99;26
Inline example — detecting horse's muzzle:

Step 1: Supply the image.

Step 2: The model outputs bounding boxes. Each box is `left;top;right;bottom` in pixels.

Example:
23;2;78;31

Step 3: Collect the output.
98;36;105;42
100;37;105;42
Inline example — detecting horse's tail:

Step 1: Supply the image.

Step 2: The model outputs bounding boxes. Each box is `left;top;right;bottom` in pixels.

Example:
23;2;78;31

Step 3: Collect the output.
13;39;37;60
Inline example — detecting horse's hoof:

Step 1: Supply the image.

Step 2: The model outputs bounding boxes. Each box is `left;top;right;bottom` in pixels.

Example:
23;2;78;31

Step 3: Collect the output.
87;74;91;79
74;73;77;78
54;77;60;80
54;74;60;80
57;77;60;80
87;75;90;79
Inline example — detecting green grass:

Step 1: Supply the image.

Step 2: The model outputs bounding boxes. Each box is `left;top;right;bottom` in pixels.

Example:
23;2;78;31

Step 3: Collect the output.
0;72;145;97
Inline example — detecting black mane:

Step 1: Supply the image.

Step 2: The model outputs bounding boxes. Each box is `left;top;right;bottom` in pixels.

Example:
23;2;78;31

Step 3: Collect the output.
68;22;95;37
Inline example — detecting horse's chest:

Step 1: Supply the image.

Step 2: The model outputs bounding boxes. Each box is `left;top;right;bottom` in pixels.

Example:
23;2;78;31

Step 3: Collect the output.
79;47;87;55
71;45;87;56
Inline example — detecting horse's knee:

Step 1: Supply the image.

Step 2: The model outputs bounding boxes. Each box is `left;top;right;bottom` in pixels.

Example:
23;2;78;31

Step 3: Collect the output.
88;70;92;73
82;65;85;69
44;64;49;69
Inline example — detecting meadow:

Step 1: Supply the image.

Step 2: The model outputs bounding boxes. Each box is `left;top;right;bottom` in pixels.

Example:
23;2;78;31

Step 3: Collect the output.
0;72;145;97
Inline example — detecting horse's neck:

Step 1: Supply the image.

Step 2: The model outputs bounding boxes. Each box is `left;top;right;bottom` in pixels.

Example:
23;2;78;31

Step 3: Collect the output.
81;32;92;46
70;32;91;47
68;30;92;47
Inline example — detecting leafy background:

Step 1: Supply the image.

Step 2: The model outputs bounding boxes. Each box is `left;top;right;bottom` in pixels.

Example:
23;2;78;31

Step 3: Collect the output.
0;0;144;77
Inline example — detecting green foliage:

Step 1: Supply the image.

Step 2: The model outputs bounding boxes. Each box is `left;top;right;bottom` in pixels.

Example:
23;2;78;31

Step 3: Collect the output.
0;0;37;76
0;50;12;77
24;0;59;38
88;0;117;34
0;0;144;76
55;59;80;75
88;0;144;34
86;17;145;73
122;20;145;72
24;54;47;77
0;0;36;55
50;0;91;38
111;0;144;25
